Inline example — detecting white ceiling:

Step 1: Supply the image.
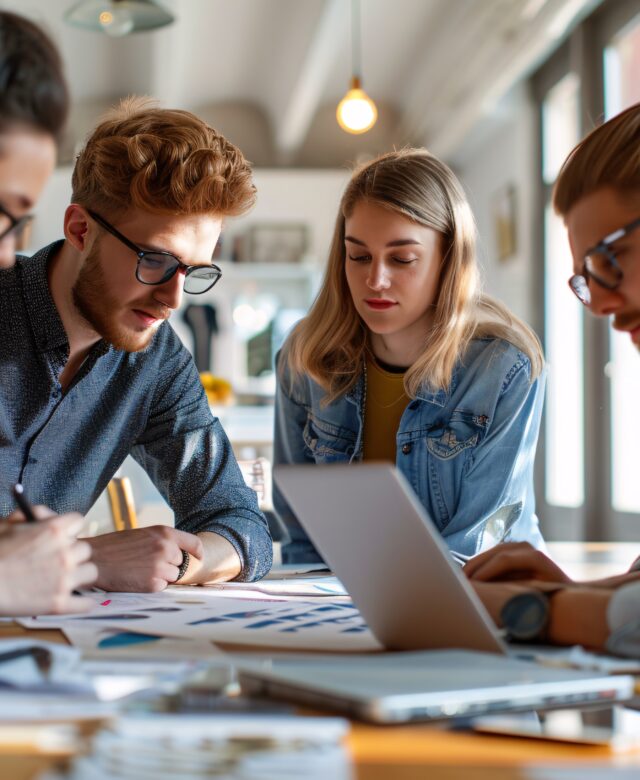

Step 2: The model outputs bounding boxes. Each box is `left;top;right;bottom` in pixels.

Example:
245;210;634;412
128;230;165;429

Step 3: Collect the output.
6;0;603;166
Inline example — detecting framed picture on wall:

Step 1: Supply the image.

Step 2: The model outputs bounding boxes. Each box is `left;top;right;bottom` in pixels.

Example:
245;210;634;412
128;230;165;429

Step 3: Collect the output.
247;223;309;264
492;184;518;263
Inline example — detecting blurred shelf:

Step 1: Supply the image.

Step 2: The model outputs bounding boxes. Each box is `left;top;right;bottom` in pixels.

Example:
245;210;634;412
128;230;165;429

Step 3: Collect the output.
216;260;320;281
210;404;274;447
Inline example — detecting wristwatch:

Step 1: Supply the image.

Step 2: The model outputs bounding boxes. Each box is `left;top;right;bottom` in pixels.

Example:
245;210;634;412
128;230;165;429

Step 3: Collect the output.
499;590;550;643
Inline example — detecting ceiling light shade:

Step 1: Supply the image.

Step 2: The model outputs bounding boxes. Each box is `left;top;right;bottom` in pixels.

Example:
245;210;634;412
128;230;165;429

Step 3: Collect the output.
64;0;174;37
337;0;377;135
336;76;378;134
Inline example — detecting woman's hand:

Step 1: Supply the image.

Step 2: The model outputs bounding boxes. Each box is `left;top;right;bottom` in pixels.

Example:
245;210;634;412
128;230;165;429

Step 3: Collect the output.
0;507;97;616
464;542;573;584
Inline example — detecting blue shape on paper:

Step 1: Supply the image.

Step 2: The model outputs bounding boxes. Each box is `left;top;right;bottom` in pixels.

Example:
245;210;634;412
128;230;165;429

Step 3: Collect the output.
98;632;161;648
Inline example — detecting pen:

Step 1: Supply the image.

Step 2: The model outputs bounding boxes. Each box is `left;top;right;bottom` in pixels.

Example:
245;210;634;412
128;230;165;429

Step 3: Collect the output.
12;483;37;523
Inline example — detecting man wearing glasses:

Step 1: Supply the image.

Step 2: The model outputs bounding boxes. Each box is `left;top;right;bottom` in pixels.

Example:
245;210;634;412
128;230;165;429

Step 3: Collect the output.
0;98;272;591
465;102;640;655
0;10;99;615
0;16;64;269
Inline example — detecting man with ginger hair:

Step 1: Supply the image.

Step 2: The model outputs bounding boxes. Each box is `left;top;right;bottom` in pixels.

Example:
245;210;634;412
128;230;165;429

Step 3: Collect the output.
0;98;272;590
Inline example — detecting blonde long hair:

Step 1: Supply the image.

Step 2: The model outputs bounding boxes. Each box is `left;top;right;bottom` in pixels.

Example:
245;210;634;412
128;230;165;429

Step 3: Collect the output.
286;149;543;403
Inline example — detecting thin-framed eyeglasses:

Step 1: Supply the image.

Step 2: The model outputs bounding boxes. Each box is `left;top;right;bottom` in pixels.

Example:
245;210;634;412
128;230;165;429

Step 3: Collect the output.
568;216;640;306
87;209;222;294
0;202;34;242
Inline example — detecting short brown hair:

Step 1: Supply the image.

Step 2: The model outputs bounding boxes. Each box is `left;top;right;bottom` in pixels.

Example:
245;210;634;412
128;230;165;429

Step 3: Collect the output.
553;102;640;217
0;11;69;140
72;97;256;218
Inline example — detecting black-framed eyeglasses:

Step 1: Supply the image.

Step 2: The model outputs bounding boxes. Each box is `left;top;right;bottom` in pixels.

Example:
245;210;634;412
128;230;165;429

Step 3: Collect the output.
0;202;34;242
88;209;222;295
568;216;640;306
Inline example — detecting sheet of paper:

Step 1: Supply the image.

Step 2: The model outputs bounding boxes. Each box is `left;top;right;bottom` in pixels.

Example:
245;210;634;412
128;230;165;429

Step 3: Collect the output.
0;638;91;692
23;593;380;652
169;598;380;651
63;623;223;661
0;692;116;722
60;714;352;780
16;584;346;632
204;576;348;599
517;644;640;675
17;589;215;629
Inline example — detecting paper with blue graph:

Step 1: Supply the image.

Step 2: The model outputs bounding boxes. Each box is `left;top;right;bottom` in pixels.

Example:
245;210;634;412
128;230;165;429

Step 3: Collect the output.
18;587;381;652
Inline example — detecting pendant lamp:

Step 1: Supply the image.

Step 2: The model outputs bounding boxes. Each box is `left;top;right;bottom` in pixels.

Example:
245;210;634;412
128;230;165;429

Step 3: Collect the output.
336;0;377;134
64;0;174;37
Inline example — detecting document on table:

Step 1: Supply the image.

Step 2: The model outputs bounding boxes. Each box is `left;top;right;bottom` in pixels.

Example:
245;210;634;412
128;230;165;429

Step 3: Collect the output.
204;575;348;599
519;644;640;675
0;639;90;692
20;591;381;652
62;623;223;661
0;639;116;722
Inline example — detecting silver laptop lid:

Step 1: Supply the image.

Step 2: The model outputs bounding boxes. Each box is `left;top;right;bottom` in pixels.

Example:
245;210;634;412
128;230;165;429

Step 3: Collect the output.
274;463;506;654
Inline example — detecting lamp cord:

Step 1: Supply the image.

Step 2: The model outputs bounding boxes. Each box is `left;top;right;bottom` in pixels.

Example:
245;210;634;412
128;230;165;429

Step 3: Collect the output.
351;0;361;81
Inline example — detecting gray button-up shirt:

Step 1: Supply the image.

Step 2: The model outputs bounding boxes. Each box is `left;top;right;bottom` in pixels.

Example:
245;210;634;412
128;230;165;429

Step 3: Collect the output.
0;241;272;581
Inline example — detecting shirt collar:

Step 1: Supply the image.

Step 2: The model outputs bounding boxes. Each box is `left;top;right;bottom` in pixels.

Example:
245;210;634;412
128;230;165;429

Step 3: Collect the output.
16;240;110;359
17;241;69;354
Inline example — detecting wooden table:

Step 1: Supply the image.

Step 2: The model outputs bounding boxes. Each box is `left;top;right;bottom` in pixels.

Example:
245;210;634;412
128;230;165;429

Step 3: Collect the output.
4;542;640;779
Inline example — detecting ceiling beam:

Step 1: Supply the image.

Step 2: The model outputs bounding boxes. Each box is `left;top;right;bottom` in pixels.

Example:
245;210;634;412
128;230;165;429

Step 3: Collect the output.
274;0;347;162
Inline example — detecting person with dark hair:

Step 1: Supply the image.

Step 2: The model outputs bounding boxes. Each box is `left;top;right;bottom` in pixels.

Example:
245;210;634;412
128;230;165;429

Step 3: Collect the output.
465;103;640;656
0;10;69;268
0;96;272;593
0;11;97;615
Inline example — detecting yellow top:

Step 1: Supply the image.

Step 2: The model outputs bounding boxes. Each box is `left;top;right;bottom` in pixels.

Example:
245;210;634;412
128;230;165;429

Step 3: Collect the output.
363;358;409;463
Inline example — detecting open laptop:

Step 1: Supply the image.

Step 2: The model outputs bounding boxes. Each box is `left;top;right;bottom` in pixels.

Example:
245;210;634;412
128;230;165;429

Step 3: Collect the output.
238;463;634;723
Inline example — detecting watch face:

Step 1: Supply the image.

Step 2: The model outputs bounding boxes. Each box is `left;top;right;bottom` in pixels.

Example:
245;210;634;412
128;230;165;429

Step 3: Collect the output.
500;591;550;642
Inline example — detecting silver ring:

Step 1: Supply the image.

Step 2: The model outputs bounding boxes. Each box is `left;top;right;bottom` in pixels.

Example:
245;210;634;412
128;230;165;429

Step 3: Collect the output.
175;550;190;582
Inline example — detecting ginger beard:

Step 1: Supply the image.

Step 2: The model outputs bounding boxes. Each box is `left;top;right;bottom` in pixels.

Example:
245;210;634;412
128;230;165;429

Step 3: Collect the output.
72;241;169;352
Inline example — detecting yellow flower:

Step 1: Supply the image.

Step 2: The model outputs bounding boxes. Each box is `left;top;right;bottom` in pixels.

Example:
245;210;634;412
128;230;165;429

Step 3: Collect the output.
199;373;234;404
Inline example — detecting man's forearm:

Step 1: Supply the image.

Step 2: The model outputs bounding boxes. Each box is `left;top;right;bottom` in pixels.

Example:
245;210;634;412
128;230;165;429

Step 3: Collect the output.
179;531;242;585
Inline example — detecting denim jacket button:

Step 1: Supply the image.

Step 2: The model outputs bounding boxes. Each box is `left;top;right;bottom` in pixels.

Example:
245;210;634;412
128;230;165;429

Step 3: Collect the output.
401;443;412;455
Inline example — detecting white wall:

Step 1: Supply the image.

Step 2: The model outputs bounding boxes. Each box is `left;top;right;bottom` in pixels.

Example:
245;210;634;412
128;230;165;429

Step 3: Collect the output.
29;166;348;265
453;83;539;328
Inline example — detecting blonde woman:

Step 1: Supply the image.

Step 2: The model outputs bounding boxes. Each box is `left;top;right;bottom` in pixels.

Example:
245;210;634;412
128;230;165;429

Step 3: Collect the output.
274;149;546;564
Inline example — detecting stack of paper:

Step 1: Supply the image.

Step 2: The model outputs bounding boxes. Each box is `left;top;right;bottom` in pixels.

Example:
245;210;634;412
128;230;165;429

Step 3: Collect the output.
61;714;353;780
0;639;114;722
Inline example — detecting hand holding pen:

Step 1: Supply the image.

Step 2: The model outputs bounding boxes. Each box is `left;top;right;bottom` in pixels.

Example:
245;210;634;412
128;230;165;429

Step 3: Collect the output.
12;483;38;523
0;485;98;616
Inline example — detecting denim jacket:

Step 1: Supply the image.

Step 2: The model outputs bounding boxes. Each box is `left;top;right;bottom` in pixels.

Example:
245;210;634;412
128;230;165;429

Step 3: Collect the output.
274;337;546;563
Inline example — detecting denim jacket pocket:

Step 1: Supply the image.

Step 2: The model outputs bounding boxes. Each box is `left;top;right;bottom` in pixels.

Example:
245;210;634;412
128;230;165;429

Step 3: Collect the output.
302;414;356;462
426;410;487;461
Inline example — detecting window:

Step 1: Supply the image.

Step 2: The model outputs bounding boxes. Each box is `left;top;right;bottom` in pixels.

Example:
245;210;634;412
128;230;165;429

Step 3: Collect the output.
541;75;584;509
604;12;640;514
534;0;640;540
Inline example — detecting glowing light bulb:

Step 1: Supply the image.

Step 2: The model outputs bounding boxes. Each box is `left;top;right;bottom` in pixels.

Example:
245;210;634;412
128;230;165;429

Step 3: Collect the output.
336;77;378;135
99;5;134;36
